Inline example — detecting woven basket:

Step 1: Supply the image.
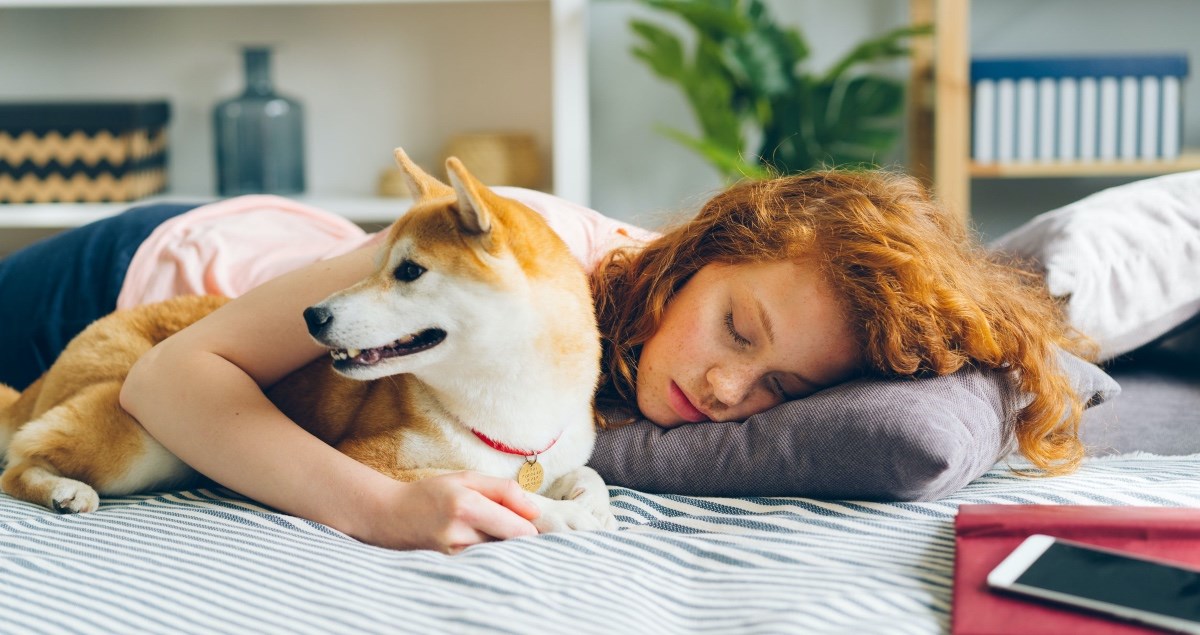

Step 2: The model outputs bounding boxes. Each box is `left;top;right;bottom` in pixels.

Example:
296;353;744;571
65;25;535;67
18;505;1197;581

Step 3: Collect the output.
441;132;543;189
0;101;170;204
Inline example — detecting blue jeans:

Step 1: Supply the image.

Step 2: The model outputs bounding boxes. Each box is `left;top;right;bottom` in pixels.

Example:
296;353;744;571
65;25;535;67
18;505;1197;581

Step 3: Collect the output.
0;203;202;391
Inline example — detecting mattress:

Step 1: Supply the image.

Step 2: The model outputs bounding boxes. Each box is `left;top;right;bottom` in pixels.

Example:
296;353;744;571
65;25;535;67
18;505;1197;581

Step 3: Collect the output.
2;453;1198;634
1083;345;1200;455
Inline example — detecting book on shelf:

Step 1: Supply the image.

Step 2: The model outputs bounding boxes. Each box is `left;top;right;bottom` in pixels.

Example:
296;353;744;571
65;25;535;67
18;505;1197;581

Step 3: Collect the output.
1163;76;1182;159
1140;76;1161;160
1079;77;1098;160
995;78;1015;163
973;79;995;163
951;504;1200;635
1057;77;1078;162
1016;77;1037;162
1098;75;1120;161
969;54;1189;165
1037;77;1056;162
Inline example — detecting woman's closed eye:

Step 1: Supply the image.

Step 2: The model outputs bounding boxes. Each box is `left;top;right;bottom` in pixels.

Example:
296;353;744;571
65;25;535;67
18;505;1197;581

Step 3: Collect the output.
724;310;751;347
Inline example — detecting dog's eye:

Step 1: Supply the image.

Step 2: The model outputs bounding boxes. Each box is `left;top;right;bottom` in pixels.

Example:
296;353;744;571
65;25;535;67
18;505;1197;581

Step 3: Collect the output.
394;260;426;283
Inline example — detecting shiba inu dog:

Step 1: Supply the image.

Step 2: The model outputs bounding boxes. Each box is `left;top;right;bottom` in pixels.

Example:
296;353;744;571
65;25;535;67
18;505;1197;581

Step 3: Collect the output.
0;148;615;534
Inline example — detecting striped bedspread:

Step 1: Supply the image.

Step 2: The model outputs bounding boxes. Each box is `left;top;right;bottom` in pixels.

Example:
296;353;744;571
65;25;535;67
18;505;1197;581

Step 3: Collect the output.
2;453;1198;634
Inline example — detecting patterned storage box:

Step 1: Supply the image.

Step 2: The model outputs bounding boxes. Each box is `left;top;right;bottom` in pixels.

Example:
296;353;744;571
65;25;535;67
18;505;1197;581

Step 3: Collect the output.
0;101;170;203
971;54;1189;164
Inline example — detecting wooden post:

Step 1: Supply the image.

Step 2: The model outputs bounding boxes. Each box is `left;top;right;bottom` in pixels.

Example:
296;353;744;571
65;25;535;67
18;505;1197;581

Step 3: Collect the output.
932;0;971;222
908;0;935;189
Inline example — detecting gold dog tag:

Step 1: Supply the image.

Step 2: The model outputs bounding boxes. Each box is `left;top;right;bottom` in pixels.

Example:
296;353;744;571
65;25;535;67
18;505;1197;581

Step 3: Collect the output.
517;456;544;492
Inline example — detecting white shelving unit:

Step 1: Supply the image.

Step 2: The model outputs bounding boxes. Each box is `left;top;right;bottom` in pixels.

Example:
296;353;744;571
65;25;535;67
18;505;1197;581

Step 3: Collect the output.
0;0;588;236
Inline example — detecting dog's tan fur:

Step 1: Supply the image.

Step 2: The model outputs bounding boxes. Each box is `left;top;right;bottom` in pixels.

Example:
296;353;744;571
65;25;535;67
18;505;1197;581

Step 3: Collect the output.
0;150;613;532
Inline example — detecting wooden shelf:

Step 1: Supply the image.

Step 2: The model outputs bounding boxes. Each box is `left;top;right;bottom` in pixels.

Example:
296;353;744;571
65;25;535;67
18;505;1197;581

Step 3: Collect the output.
0;195;414;228
970;152;1200;179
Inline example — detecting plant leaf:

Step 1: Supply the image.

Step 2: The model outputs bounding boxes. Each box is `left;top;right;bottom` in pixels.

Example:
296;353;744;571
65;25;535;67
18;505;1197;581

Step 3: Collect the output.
640;0;749;41
630;20;687;80
682;41;744;151
822;23;932;83
628;0;924;176
761;74;905;171
815;75;905;165
659;126;769;181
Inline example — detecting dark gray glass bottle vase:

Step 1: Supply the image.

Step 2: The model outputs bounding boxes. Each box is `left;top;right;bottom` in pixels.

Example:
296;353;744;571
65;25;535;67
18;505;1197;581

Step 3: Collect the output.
214;47;305;196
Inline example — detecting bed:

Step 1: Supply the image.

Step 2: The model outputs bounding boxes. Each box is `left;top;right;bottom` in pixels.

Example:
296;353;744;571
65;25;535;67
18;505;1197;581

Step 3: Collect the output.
5;312;1197;633
4;163;1198;635
1;447;1198;634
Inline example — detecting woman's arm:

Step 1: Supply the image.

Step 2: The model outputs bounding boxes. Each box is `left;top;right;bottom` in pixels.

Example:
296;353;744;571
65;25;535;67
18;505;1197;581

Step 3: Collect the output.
120;245;540;552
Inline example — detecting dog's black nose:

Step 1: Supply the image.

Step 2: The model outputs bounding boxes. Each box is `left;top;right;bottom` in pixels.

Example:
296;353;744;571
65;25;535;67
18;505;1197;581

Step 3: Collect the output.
303;306;333;337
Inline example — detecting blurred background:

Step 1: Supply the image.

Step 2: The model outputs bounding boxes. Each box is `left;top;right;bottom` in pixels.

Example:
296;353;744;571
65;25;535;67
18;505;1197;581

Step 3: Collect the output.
1;0;1198;254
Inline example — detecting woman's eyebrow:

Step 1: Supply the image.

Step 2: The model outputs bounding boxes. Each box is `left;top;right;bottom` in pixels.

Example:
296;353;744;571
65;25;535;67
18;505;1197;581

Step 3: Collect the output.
754;296;775;345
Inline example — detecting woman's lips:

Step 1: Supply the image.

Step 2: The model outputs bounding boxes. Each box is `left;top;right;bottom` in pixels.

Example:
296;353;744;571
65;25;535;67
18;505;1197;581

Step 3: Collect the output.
668;381;709;423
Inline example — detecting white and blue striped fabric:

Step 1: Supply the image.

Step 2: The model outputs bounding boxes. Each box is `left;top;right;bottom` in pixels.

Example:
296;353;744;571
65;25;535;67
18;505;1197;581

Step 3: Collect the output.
2;453;1198;634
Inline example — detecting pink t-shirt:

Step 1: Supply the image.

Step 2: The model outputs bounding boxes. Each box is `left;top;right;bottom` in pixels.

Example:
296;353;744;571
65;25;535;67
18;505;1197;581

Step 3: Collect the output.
117;188;657;309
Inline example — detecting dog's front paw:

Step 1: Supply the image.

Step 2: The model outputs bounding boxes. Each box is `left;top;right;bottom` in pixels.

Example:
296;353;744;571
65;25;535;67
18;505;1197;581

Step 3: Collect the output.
563;486;618;530
531;498;605;533
50;481;99;514
544;467;616;531
590;502;618;531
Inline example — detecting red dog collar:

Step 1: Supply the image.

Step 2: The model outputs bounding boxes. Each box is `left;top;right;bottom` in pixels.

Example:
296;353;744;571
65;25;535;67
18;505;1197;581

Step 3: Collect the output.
471;429;559;458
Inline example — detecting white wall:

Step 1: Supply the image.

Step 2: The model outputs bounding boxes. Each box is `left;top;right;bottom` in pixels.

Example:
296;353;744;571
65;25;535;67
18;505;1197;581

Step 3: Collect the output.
588;0;1200;240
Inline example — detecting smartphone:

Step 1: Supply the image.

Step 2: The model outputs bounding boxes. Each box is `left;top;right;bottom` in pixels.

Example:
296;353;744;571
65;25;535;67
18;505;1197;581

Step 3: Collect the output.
987;534;1200;634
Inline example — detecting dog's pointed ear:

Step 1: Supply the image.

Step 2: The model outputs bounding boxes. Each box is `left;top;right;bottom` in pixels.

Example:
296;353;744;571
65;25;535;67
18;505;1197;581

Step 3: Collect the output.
445;157;494;236
393;148;453;201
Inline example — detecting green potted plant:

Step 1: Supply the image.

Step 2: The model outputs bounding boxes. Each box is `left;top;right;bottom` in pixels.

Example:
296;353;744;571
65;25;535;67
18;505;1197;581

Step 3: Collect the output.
629;0;931;180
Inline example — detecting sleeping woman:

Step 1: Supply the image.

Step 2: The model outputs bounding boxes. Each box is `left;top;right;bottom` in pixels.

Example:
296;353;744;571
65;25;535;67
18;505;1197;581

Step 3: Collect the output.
0;167;1093;552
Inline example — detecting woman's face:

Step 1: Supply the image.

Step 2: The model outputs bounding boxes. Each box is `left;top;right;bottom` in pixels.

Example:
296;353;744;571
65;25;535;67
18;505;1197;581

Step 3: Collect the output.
636;259;862;427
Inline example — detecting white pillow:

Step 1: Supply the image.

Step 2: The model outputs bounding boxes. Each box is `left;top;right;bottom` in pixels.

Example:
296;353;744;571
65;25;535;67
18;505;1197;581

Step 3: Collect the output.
991;170;1200;361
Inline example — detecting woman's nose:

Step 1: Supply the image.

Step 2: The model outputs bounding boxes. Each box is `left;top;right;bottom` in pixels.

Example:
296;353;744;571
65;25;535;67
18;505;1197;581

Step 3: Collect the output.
707;364;754;408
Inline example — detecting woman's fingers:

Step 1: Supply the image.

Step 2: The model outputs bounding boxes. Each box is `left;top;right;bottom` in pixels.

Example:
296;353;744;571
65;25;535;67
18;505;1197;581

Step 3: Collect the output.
401;472;539;553
464;472;542;521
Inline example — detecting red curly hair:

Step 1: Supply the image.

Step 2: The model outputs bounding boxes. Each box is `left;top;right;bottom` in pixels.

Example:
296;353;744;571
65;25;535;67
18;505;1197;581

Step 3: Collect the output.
591;170;1093;475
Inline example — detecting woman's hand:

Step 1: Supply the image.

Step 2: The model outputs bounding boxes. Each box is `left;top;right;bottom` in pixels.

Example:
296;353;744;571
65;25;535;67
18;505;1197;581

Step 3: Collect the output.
365;472;541;553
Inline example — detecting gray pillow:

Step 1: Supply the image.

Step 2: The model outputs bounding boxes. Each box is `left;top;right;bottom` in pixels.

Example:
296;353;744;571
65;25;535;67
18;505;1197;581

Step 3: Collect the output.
589;352;1119;501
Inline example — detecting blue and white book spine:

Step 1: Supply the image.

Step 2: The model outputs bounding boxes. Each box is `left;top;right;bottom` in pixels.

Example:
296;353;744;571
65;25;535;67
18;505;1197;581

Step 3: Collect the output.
1162;76;1181;159
1058;77;1078;162
1079;77;1098;161
970;54;1189;164
996;78;1015;163
1119;75;1139;161
1141;76;1160;160
1038;77;1056;162
973;79;996;163
1017;77;1037;162
1098;76;1119;161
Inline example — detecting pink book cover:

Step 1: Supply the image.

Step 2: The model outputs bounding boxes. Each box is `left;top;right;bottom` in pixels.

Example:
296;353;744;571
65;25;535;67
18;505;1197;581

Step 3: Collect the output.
951;504;1200;635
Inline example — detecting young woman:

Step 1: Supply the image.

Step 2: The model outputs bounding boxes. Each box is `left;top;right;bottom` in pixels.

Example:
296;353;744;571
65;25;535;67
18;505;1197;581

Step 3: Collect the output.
0;169;1090;552
592;171;1092;468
